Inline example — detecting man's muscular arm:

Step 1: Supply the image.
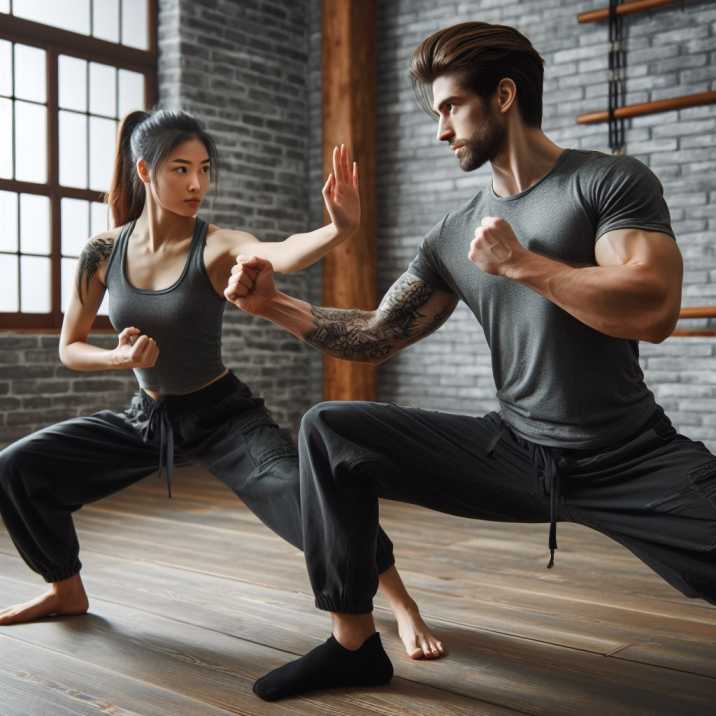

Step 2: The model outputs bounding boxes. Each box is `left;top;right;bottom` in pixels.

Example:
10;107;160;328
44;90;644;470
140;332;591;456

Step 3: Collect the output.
227;257;458;364
304;274;456;363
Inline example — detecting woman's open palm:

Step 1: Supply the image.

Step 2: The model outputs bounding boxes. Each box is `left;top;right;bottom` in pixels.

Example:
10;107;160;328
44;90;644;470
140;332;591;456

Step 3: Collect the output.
322;144;360;235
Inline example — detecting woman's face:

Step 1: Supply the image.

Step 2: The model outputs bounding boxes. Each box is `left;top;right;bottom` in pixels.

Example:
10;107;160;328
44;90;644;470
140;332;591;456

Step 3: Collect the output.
138;136;212;217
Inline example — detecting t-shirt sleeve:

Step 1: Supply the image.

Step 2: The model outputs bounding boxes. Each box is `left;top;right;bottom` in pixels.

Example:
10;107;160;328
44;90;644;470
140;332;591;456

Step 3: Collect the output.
406;215;454;293
592;156;675;241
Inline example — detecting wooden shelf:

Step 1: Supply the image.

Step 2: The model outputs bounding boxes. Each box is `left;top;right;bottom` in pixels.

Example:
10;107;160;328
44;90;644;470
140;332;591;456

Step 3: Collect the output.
578;0;677;24
577;91;716;124
671;306;716;337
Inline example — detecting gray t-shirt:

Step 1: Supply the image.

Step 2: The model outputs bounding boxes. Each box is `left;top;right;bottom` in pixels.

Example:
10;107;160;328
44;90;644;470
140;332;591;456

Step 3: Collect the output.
407;148;675;450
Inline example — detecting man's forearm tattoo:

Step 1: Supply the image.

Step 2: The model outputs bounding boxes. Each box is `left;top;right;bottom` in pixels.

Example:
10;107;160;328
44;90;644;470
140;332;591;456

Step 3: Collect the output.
77;236;114;303
304;274;446;361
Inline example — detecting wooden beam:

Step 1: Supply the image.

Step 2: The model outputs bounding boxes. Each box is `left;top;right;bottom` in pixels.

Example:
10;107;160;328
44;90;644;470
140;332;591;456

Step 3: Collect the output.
577;91;716;124
578;0;677;24
321;0;377;401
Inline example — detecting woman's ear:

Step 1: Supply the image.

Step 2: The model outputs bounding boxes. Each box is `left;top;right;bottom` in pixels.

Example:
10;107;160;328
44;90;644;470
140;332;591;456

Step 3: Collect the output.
136;158;151;185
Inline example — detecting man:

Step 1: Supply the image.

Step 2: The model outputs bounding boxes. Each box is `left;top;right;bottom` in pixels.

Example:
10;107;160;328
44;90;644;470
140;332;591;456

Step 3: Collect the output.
225;21;716;701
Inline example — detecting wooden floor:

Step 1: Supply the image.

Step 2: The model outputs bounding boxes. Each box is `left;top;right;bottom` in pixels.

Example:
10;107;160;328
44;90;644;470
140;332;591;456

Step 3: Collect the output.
0;466;715;715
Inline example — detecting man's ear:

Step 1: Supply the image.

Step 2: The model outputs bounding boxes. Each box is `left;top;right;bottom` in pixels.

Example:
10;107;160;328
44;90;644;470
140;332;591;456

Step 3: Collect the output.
136;158;150;185
496;78;518;115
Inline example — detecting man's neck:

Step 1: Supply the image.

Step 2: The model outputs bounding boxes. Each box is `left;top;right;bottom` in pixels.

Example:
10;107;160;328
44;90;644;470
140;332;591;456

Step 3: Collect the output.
490;128;565;198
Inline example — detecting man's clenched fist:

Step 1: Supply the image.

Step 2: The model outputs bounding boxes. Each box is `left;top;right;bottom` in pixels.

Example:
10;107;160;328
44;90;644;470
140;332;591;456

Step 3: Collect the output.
468;216;525;277
224;255;278;315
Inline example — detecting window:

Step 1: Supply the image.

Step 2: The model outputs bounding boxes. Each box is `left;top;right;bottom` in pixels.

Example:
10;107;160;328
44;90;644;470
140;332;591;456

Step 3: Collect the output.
0;0;157;330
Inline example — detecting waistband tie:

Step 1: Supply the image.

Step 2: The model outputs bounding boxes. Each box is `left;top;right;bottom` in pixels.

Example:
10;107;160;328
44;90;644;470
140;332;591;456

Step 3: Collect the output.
141;398;175;498
533;443;561;569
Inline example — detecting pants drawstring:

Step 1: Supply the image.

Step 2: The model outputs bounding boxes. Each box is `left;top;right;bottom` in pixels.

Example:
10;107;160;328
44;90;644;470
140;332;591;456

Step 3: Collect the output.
141;399;175;498
534;444;561;569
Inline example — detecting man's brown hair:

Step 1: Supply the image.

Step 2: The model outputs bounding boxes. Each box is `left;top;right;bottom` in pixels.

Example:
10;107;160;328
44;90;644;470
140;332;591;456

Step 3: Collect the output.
410;21;545;128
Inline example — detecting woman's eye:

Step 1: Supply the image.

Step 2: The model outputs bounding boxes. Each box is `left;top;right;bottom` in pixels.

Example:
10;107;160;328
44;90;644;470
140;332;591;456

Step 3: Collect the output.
175;167;186;173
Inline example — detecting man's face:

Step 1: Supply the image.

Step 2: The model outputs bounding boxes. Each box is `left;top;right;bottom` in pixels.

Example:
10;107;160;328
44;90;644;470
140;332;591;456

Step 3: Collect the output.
431;74;507;172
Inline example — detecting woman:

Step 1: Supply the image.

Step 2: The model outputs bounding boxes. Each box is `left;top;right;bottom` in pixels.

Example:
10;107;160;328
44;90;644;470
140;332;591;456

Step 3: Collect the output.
0;109;444;660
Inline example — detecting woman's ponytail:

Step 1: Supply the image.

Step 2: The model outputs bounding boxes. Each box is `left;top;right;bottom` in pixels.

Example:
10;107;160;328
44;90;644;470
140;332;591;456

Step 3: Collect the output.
106;110;150;227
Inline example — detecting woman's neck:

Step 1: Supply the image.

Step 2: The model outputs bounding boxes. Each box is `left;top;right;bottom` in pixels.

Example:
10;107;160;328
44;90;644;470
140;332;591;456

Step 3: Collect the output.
133;197;196;252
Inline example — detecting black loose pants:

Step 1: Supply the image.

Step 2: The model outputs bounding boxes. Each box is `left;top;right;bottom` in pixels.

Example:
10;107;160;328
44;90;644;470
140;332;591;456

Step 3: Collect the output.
0;372;395;582
299;401;716;613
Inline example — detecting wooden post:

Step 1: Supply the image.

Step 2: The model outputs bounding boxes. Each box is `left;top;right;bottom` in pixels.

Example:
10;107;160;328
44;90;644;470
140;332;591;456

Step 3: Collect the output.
321;0;377;401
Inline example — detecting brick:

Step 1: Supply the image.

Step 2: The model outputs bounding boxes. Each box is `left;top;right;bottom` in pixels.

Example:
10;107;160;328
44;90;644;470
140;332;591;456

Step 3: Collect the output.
0;336;39;349
0;351;22;365
7;409;72;427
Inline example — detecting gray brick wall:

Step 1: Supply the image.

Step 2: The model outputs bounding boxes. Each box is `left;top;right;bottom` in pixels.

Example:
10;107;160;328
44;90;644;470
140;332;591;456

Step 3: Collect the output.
0;0;321;447
369;0;716;452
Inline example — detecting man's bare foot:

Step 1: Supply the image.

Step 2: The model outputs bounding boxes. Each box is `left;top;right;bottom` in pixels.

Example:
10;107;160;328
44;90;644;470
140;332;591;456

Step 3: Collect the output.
377;566;446;659
0;574;89;626
393;598;445;660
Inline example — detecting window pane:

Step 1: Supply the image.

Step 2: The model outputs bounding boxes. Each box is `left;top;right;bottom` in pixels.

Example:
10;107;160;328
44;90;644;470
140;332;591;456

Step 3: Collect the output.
14;44;46;103
93;0;120;43
89;116;116;191
91;201;110;235
14;0;90;35
0;191;18;252
122;0;148;50
15;101;47;183
59;55;87;112
61;198;89;256
0;0;9;12
0;98;12;178
90;62;116;117
0;255;19;312
59;111;88;188
0;41;11;97
20;193;50;255
118;69;144;117
61;256;77;312
20;255;51;312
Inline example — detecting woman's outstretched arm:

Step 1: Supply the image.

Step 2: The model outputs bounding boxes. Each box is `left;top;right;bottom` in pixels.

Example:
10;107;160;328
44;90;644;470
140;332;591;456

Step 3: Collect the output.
212;144;361;274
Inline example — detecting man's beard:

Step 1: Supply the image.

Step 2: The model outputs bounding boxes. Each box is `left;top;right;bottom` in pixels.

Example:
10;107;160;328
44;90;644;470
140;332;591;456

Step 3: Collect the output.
456;111;507;172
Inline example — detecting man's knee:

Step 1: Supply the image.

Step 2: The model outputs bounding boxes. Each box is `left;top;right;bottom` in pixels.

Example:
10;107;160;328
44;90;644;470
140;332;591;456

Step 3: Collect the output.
300;401;364;442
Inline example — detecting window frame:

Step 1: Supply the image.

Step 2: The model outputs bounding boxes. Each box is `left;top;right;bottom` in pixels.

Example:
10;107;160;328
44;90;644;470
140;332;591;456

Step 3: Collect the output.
0;2;158;332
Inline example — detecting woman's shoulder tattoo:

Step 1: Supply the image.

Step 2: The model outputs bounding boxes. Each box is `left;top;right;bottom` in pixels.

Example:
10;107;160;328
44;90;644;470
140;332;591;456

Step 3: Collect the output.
77;234;115;301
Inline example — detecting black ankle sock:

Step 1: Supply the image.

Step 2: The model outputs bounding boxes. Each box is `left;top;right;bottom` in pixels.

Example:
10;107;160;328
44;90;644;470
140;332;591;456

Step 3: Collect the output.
253;632;393;702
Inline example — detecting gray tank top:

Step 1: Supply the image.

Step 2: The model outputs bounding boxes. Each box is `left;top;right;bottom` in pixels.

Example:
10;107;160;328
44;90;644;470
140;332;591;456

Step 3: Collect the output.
105;217;227;395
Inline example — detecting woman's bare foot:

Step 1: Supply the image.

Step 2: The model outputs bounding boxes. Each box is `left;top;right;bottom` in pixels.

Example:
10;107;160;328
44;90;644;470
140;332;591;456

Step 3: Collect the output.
0;574;89;626
393;598;445;660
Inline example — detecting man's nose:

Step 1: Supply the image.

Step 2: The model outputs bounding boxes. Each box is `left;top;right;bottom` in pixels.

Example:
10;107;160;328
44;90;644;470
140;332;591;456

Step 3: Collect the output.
437;117;454;143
